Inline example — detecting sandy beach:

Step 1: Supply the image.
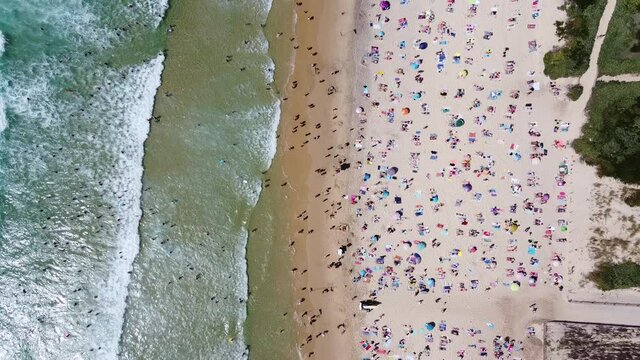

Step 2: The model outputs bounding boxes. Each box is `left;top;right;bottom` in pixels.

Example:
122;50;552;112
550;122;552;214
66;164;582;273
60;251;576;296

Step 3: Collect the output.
261;0;640;359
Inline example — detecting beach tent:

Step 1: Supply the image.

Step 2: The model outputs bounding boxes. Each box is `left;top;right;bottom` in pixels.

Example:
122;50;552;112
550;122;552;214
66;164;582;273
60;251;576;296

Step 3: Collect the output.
451;118;465;127
360;299;382;311
380;1;390;10
408;253;422;265
462;182;472;192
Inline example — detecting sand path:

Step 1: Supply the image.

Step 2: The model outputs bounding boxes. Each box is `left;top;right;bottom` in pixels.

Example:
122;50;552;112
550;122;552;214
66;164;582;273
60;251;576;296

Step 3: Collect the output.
574;0;618;103
598;74;640;82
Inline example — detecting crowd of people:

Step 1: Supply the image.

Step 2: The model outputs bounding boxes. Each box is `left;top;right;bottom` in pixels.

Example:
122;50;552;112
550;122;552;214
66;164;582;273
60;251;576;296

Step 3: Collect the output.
345;0;573;358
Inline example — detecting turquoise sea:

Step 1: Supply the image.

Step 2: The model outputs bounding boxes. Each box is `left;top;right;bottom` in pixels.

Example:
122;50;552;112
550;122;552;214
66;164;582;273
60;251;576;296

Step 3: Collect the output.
0;0;287;358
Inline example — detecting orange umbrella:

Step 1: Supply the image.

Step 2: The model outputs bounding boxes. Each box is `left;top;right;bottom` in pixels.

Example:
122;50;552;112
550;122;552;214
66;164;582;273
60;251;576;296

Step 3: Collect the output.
401;107;410;115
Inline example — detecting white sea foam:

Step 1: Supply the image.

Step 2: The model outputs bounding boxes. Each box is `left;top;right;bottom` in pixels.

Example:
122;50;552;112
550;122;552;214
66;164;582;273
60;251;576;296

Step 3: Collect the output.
0;31;6;57
100;54;164;357
0;100;6;134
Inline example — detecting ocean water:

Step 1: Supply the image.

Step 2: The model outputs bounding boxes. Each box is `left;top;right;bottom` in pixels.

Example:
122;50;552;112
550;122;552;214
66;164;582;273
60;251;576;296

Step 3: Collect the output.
0;0;283;358
0;0;167;358
118;0;281;359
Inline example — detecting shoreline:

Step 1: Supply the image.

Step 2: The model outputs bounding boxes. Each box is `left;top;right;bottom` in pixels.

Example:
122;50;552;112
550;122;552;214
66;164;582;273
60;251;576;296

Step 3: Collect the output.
249;0;361;359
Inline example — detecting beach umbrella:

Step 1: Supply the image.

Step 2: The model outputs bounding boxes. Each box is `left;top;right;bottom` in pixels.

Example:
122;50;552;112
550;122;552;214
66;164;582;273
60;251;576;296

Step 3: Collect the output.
416;241;427;250
381;190;389;198
370;234;380;243
459;69;468;78
462;182;472;192
380;0;390;10
412;92;422;100
427;278;436;288
388;166;398;176
356;106;364;113
469;246;477;253
402;241;412;249
426;322;436;331
401;107;411;115
512;152;522;161
418;42;428;50
510;282;520;291
408;253;422;265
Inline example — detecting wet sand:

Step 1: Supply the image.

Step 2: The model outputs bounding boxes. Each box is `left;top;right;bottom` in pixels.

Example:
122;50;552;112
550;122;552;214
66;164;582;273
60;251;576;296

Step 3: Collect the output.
250;0;360;359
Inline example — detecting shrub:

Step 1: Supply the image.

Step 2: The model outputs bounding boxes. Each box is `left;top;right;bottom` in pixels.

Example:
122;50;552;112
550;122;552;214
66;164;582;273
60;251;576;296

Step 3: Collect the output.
588;261;640;290
567;84;583;101
543;0;607;78
573;81;640;184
